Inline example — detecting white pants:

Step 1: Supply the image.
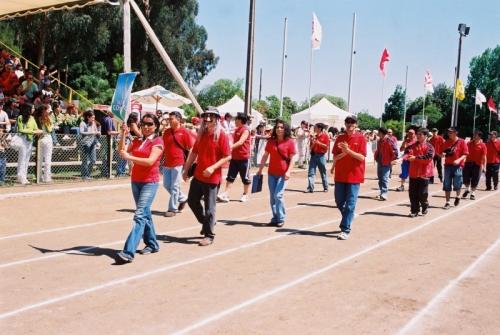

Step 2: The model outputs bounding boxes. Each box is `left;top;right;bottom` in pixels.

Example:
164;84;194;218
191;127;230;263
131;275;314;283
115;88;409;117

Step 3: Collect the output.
297;139;307;165
39;135;53;182
17;136;33;183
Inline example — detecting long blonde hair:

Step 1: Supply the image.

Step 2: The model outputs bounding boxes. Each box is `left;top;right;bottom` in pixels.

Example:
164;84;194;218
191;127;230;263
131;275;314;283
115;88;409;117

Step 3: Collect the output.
196;115;222;143
35;104;52;129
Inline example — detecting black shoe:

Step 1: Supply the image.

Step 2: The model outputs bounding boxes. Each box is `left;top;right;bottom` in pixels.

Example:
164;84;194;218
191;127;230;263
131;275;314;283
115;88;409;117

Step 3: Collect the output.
138;246;159;255
443;202;451;210
470;194;475;200
276;221;285;227
408;212;418;218
454;197;460;206
178;200;187;212
421;209;428;216
495;186;498;191
305;189;313;193
462;190;469;198
396;185;404;192
485;187;492;191
116;251;133;263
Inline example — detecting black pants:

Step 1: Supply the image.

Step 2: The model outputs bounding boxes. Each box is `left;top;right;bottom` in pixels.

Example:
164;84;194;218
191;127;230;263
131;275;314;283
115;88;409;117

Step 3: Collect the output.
485;163;499;189
409;178;429;214
463;162;481;188
188;178;219;239
430;156;443;183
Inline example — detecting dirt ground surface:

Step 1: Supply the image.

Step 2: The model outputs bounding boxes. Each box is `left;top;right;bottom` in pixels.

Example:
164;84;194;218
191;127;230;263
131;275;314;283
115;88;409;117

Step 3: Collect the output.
1;164;499;334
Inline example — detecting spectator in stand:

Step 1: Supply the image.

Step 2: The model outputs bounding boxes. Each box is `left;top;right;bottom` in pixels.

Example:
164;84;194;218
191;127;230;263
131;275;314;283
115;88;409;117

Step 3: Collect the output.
442;127;468;209
182;108;231;246
374;127;398;201
16;103;42;184
0;102;10;133
162;111;193;217
32;91;43;107
331;116;366;240
34;104;54;182
0;63;19;96
462;130;487;200
101;110;120;177
306;123;330;193
0;102;10;185
64;104;81;134
79;110;100;180
218;112;252;202
126;112;141;138
21;72;38;101
256;119;296;227
485;131;499;191
15;64;24;79
4;99;19;132
429;128;445;183
116;114;164;263
396;128;417;192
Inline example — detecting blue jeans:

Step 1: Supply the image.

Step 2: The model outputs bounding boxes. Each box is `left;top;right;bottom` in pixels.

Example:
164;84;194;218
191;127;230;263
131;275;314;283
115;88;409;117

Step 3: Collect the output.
377;164;391;198
0;152;6;183
122;182;160;258
443;165;463;192
162;165;187;212
334;182;360;234
307;153;329;191
81;143;97;178
268;174;287;223
399;160;410;180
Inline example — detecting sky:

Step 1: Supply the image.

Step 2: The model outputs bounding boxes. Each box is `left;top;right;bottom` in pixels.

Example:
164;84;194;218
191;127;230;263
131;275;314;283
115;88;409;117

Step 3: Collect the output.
195;0;500;117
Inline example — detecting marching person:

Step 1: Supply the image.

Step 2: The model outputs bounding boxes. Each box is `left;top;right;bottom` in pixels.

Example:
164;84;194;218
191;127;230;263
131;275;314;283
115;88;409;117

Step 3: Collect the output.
256;119;296;227
406;128;434;217
374;127;398;200
330;115;366;240
306;123;329;193
295;120;309;168
442;127;468;209
462;130;487;200
485;131;499;191
116;114;164;263
218;112;252;202
162;111;193;217
429;128;445;183
396;128;416;192
183;108;231;246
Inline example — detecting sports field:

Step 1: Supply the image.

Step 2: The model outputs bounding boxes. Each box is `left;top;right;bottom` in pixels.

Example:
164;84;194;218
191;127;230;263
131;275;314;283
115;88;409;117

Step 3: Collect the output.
1;165;499;334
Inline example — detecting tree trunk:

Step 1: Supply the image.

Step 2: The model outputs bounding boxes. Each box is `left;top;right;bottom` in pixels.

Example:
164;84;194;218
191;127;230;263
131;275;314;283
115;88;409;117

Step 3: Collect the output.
36;13;49;66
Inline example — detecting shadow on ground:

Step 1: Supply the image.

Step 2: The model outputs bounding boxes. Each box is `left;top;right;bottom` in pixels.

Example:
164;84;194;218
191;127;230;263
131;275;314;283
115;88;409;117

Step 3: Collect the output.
276;228;342;238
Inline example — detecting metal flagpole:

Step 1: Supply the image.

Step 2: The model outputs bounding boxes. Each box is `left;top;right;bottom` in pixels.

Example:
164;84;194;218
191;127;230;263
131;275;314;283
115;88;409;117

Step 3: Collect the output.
402;65;408;140
422;94;426;127
258;68;262;101
123;0;131;72
451;67;457;127
279;17;288;118
244;0;256;117
473;103;477;134
347;12;356;114
308;46;314;114
488;108;492;133
379;76;385;127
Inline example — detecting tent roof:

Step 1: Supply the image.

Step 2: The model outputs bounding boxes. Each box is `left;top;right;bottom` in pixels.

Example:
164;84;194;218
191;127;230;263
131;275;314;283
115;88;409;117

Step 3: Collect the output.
216;95;264;128
291;97;351;127
0;0;105;20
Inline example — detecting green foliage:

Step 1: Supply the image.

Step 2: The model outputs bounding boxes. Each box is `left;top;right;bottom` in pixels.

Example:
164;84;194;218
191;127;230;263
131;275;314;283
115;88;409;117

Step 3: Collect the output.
266;95;298;122
68;62;114;104
357;111;380;131
384;119;404;139
299;94;347;111
383;85;406;122
181;104;197;119
197;79;244;109
252;99;269;115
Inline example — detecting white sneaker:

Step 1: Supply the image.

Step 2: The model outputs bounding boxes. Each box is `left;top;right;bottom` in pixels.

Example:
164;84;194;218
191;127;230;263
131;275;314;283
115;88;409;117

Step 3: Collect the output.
240;194;248;202
217;193;230;203
338;232;349;240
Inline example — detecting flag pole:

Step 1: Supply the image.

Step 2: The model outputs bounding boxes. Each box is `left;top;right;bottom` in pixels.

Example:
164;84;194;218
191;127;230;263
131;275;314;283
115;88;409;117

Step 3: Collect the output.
308;44;314;116
402;65;408;140
347;12;356;114
473;103;477;134
422;94;426;127
279;17;288;118
488;108;492;133
379;76;385;127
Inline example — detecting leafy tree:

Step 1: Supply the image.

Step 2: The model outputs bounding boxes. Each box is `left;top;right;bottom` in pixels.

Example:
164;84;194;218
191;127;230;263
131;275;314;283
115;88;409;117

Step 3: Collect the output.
430;83;453;131
384;119;404;139
298;94;347;111
252;99;269;115
383;85;406;122
266;95;297;122
197;78;244;109
406;98;442;129
357;111;379;130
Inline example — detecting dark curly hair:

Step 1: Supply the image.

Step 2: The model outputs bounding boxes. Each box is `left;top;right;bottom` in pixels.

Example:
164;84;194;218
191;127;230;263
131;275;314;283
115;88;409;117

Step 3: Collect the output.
271;119;292;140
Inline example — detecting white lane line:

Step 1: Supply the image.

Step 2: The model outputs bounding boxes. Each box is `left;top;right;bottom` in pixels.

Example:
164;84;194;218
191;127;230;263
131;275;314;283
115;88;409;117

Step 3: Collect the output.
397;237;500;335
170;191;500;335
0;183;130;200
0;188;440;319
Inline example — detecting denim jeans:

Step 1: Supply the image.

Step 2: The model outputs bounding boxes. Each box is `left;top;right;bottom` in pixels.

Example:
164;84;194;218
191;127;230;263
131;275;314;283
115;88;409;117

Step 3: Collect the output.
81;143;97;178
188;178;219;239
162;165;187;212
268;174;287;223
307;153;328;192
443;165;463;192
116;155;128;176
334;182;360;234
377;163;391;199
0;151;6;183
122;182;160;258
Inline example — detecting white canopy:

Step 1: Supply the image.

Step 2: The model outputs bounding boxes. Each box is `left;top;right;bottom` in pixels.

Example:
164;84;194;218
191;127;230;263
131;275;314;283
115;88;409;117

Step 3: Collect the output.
132;85;191;108
140;103;184;116
0;0;105;20
291;97;352;129
216;95;264;129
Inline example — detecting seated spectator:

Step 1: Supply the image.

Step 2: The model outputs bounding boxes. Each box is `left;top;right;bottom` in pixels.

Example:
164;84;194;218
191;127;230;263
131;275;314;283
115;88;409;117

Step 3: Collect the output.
21;71;38;101
0;62;19;96
15;64;24;79
4;99;19;132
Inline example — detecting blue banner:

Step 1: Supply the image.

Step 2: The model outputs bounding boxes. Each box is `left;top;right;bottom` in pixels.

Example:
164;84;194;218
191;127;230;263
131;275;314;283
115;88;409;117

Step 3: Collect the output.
111;72;138;121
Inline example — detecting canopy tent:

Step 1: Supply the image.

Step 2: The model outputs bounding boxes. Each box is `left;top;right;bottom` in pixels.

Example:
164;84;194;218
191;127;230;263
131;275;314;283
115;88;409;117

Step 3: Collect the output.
139;102;184;116
0;0;106;20
291;97;352;129
216;95;264;129
131;85;191;109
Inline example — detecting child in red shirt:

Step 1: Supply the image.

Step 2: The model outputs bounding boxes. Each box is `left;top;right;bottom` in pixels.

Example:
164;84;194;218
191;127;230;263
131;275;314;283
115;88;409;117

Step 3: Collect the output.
307;123;330;193
462;130;487;199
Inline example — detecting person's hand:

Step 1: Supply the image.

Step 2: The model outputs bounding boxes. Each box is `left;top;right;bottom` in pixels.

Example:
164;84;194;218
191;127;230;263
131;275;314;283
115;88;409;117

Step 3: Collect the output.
119;150;130;160
256;168;263;176
284;171;291;180
407;155;416;162
453;159;461;166
34;130;43;135
202;166;214;177
121;123;129;135
182;170;189;182
330;166;335;175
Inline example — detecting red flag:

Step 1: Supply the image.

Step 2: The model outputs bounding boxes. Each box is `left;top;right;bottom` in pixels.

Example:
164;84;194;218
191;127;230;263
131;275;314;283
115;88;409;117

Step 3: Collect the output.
379;48;390;76
488;97;497;114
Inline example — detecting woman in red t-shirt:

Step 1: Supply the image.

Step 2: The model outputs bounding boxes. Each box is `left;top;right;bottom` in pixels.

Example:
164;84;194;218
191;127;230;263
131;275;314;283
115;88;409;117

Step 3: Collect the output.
116;114;164;263
257;119;296;227
306;123;330;193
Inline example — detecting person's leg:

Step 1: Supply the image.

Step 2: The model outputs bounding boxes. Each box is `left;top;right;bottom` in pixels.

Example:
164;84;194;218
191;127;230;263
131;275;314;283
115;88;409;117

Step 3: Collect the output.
462;163;472;196
307;154;318;192
268;174;279;223
318;154;329;191
420;178;429;213
80;146;89;178
436;156;443;182
273;175;287;224
470;163;481;197
140;183;160;250
41;137;53;182
380;165;390;199
453;166;463;199
187;178;205;225
89;143;97;178
338;183;360;234
0;152;6;184
377;163;383;195
172;165;187;208
163;167;177;213
409;178;419;214
485;163;493;190
16;138;27;182
334;182;347;218
201;182;218;240
238;159;251;197
443;165;452;206
492;163;499;190
219;160;237;200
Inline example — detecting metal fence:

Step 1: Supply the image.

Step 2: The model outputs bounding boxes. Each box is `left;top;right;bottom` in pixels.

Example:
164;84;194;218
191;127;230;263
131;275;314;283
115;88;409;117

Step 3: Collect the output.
0;133;129;186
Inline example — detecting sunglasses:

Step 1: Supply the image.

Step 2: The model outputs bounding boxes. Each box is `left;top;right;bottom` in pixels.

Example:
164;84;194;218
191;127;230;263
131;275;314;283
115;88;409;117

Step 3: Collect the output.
141;121;155;127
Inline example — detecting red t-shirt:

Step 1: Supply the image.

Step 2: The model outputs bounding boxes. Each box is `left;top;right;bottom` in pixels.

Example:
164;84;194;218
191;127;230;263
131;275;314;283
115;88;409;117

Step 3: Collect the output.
192;131;230;185
466;140;487;165
265;138;296;176
332;132;367;183
162;127;193;167
311;132;329;154
486;139;500;164
429;135;445;156
442;138;469;168
231;125;251;160
129;136;164;183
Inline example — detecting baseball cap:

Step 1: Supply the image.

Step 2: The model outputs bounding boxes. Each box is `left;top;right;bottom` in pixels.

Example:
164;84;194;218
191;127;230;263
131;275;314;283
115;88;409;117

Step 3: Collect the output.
201;107;221;118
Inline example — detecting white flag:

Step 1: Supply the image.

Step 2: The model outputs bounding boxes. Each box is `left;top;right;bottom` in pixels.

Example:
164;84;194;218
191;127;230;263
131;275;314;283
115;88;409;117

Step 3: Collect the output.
424;70;434;93
475;89;487;106
311;12;322;50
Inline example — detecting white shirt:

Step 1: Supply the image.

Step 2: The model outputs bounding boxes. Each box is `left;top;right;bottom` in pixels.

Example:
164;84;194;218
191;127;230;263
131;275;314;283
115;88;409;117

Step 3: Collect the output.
0;110;11;132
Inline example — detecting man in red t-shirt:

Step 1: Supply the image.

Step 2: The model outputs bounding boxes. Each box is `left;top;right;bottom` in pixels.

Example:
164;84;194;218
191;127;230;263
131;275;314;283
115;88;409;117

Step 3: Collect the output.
441;127;468;209
183;108;231;246
485;131;499;190
218;113;252;203
330;116;366;240
162;111;194;217
306;123;330;193
429;128;445;183
462;130;487;200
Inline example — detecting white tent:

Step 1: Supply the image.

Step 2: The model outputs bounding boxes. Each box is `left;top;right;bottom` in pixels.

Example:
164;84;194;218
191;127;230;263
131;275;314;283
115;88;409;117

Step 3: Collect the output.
291;97;352;129
216;95;264;129
132;85;191;108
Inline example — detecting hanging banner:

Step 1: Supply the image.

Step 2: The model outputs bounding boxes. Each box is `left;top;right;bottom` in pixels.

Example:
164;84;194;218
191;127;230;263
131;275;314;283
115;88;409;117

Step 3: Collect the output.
111;72;138;121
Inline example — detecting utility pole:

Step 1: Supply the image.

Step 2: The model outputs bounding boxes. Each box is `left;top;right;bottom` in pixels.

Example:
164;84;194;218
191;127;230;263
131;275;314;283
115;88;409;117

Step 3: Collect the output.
244;0;256;117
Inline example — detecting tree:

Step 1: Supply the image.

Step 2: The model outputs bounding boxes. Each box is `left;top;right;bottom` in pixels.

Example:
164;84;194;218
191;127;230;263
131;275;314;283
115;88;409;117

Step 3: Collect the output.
384;119;404;139
197;79;243;110
383;85;405;122
298;94;347;111
430;83;453;131
266;96;298;122
406;98;443;129
252;99;269;116
357;111;379;130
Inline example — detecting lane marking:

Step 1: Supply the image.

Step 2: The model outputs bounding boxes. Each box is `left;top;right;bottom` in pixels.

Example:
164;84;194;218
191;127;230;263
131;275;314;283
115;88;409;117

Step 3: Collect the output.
0;183;129;200
397;237;500;335
0;188;452;319
170;191;500;335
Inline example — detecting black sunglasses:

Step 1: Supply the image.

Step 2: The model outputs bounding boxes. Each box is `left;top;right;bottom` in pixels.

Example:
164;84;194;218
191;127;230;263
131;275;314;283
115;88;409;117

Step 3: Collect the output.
141;121;155;127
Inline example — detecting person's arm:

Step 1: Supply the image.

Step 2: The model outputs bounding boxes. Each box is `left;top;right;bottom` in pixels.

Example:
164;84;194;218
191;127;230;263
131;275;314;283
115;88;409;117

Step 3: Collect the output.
121;144;163;167
130;122;141;137
284;146;296;180
203;154;231;178
340;141;365;161
118;124;129;152
182;150;199;181
231;129;250;149
257;152;270;175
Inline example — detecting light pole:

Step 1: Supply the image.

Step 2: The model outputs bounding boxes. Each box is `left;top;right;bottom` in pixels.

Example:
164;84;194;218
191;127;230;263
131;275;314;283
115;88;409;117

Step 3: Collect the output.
451;23;470;127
